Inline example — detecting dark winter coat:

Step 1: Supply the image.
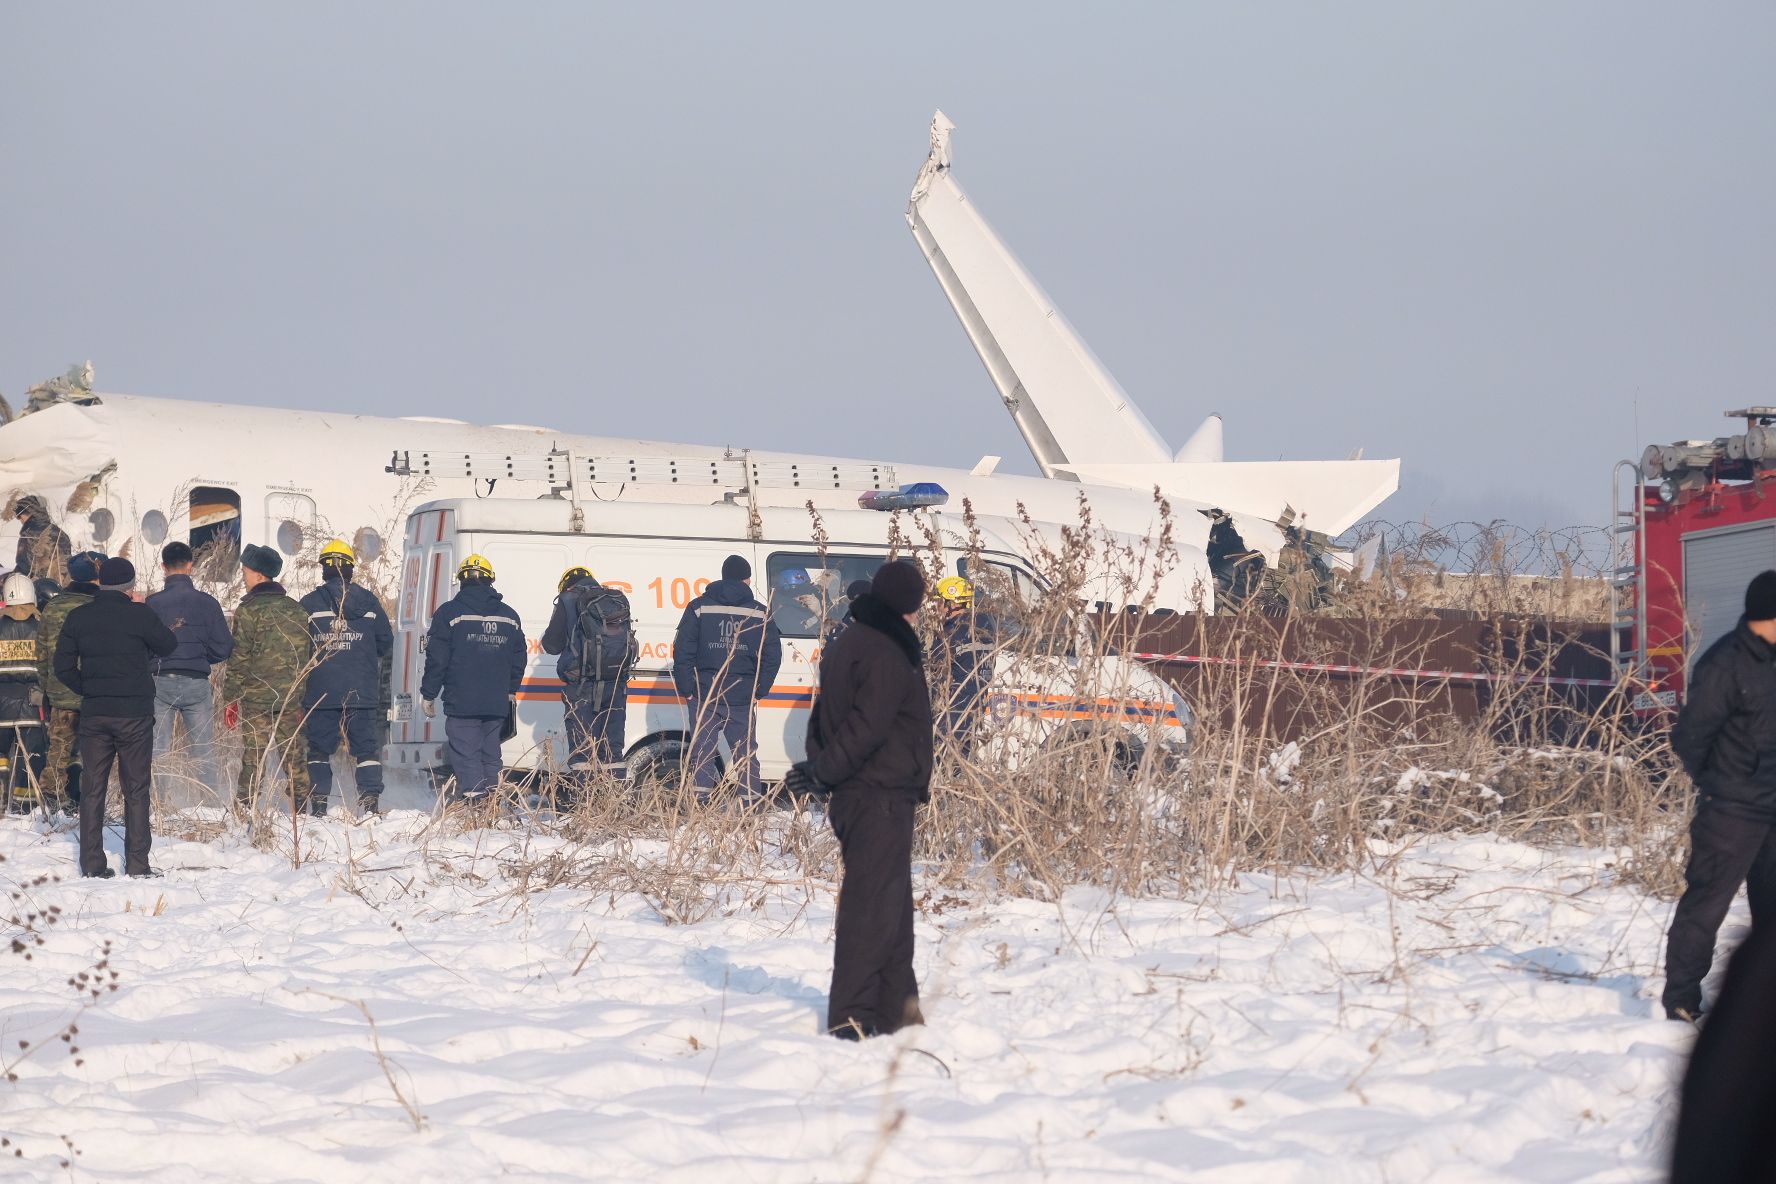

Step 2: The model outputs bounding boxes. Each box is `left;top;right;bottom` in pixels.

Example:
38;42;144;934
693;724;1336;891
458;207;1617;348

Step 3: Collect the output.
420;583;526;719
147;573;234;677
540;576;596;659
1670;920;1776;1182
805;593;934;803
52;590;178;718
543;578;636;686
37;582;97;710
0;613;41;725
1671;620;1776;821
300;577;393;709
222;582;311;710
672;578;782;705
937;608;997;713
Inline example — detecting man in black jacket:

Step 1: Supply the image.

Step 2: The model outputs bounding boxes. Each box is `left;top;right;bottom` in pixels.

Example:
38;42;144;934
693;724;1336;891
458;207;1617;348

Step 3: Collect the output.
1662;569;1776;1022
147;541;234;796
673;555;781;795
53;558;178;878
420;554;526;802
542;565;636;786
790;559;934;1039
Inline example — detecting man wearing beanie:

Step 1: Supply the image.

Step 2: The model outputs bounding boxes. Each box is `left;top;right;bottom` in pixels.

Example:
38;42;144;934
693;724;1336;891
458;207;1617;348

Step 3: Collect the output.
35;550;106;812
1664;568;1776;1021
789;558;934;1039
672;553;781;795
52;557;178;878
223;545;314;812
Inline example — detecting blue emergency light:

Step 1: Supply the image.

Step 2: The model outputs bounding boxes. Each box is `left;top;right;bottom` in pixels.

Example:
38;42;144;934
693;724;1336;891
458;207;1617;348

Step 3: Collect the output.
858;482;949;511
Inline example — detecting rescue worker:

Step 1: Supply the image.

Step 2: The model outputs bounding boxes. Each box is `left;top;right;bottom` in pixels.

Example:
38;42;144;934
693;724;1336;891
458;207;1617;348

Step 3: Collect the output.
222;545;313;811
300;539;393;817
769;567;821;636
1662;569;1776;1022
9;495;72;583
36;550;104;812
933;575;996;757
420;554;526;802
673;555;781;795
823;579;873;645
541;565;636;787
54;557;177;878
786;559;934;1039
147;540;234;795
0;573;47;808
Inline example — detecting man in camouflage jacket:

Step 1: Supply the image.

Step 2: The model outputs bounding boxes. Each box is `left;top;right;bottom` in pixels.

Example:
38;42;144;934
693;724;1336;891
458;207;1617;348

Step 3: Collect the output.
35;550;104;811
222;545;313;810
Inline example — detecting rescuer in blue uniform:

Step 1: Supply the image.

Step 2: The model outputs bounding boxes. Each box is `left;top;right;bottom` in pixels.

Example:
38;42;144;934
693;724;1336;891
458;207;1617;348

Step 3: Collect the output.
300;539;393;816
421;554;526;802
673;555;781;794
934;576;996;756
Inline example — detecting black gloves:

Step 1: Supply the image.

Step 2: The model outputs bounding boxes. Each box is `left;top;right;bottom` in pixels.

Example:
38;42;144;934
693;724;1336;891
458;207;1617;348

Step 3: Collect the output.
783;761;831;798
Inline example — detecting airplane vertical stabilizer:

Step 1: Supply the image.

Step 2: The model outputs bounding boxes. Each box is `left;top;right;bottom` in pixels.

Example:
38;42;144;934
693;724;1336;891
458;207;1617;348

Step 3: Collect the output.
907;112;1173;476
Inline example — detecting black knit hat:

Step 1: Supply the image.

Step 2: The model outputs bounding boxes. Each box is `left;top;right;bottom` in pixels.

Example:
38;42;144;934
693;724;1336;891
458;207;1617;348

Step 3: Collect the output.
98;557;136;590
1747;570;1776;621
722;554;751;581
241;544;283;580
68;551;104;584
871;559;926;616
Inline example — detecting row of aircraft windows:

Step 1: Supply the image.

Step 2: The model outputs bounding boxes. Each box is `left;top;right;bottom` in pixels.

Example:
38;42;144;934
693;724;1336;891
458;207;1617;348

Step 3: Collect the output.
80;488;382;564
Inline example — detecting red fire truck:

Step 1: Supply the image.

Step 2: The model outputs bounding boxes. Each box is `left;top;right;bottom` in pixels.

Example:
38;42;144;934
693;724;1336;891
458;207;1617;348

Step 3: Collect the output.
1615;408;1776;717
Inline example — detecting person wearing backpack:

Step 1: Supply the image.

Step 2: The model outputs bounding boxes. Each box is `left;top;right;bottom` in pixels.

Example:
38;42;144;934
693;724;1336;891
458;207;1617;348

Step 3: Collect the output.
672;554;782;794
542;565;637;786
420;554;526;802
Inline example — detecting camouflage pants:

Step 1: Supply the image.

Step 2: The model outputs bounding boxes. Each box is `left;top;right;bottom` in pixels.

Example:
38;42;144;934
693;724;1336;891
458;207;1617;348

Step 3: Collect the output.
42;707;81;809
236;706;311;808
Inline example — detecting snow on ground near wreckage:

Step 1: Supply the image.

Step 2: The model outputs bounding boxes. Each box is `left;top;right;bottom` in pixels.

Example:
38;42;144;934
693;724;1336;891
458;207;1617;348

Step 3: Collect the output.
0;802;1713;1184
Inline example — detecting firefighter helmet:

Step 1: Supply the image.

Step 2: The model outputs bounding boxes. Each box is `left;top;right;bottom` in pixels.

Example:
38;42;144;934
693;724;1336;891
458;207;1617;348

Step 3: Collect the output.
936;575;974;604
2;573;37;610
558;565;594;594
458;554;495;582
319;539;356;566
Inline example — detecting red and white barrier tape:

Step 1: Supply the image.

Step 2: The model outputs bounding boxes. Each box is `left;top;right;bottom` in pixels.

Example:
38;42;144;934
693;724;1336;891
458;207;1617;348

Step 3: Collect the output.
1128;652;1619;689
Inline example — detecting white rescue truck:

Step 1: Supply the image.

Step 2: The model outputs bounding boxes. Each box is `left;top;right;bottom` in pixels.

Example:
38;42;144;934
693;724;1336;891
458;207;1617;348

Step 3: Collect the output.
386;487;1192;787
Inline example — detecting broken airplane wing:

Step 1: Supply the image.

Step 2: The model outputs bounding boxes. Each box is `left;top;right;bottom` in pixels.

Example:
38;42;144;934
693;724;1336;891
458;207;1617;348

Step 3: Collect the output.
906;111;1399;536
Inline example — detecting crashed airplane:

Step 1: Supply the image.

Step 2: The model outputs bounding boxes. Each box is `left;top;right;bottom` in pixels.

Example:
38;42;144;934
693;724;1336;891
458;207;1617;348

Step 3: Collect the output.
0;114;1397;611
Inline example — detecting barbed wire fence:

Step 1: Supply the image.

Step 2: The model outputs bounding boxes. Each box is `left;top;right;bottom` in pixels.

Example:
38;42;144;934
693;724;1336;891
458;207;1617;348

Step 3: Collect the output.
1337;520;1613;580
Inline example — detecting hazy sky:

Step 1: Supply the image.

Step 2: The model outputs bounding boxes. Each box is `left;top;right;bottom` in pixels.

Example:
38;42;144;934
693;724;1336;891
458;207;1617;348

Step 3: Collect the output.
4;3;1772;530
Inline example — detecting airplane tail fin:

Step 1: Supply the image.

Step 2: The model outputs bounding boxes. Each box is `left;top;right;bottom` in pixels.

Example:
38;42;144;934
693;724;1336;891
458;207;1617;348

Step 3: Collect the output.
907;112;1173;475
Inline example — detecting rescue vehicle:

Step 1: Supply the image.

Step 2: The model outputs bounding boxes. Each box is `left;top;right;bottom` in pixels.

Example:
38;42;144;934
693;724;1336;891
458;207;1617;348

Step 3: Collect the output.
1615;407;1776;716
385;457;1193;787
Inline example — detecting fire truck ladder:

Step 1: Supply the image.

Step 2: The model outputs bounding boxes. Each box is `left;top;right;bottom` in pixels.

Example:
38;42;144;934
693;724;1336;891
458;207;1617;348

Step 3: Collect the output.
1609;458;1647;687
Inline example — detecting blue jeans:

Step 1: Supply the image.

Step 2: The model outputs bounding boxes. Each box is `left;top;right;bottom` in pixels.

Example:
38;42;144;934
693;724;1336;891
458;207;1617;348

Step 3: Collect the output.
153;674;218;794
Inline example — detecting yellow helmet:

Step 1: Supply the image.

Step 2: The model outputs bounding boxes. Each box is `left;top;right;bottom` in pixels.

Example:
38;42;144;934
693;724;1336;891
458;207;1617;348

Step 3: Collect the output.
936;575;974;604
319;538;356;566
558;565;594;594
458;553;495;582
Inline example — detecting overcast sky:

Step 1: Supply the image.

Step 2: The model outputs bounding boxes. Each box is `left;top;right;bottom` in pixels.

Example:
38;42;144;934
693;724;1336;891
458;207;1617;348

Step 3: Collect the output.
3;3;1772;531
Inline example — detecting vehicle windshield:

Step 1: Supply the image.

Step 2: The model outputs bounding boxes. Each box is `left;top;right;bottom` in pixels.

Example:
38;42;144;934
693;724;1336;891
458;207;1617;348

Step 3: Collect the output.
959;557;1076;658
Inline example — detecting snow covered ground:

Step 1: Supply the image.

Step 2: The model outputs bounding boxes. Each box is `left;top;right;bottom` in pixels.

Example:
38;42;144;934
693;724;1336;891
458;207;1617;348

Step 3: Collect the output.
0;804;1710;1183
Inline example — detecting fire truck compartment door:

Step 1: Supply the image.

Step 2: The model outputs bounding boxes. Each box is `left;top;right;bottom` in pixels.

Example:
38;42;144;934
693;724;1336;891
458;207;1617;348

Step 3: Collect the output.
1685;524;1776;667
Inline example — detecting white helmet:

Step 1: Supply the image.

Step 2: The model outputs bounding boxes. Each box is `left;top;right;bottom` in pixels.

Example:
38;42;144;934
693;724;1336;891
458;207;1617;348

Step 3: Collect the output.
2;573;37;609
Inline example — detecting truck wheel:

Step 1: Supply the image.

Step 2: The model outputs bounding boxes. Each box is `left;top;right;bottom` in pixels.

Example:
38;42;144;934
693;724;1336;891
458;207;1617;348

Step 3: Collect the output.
627;736;688;792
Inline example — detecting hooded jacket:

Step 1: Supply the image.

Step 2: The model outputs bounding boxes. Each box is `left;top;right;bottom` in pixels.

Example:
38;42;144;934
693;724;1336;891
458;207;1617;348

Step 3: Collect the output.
1672;618;1776;820
147;573;235;677
420;582;526;719
52;590;179;718
300;577;393;709
671;578;782;705
805;593;934;802
37;581;98;710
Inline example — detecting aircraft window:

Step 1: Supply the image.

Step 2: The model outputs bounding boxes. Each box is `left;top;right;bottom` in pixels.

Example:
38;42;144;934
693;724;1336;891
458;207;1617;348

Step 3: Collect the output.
276;520;305;556
139;510;168;546
354;527;383;562
190;486;242;562
89;508;115;544
765;551;885;640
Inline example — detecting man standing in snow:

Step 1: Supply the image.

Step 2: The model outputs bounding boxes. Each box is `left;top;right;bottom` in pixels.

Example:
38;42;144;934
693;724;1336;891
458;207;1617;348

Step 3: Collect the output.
787;559;934;1039
673;555;781;795
420;554;526;802
1662;569;1776;1023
